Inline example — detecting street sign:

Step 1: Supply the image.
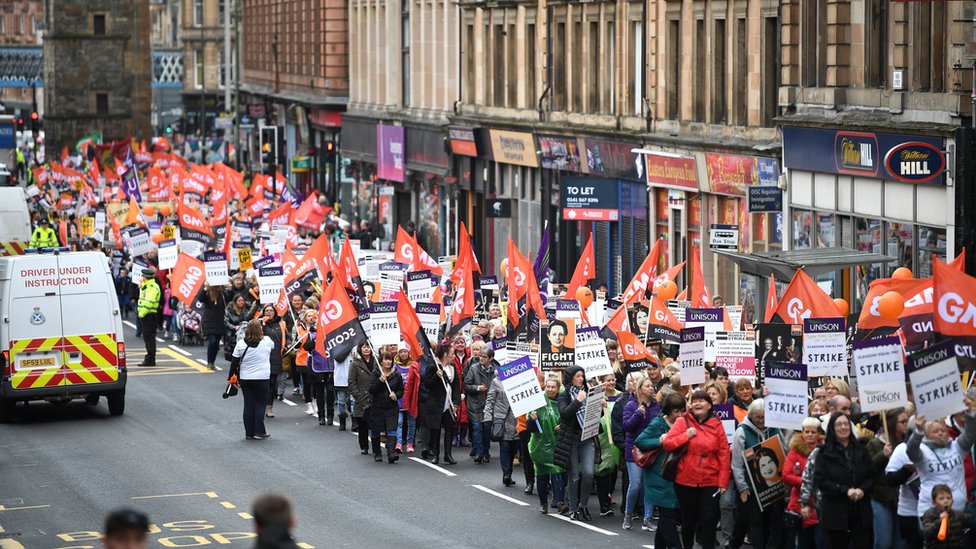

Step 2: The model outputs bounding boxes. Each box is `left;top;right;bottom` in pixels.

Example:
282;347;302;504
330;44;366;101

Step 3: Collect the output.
748;186;783;213
709;224;739;251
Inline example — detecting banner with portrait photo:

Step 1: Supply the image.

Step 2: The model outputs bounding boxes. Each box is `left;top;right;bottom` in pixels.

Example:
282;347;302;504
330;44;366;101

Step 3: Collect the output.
742;435;788;511
540;319;576;371
755;323;802;386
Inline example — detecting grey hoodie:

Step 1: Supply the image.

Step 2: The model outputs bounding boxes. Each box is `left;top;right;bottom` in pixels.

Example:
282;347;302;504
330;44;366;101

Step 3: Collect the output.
731;416;784;495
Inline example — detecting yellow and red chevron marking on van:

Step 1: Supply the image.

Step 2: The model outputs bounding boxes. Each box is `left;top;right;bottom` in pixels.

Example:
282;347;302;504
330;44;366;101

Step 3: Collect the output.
0;241;29;256
61;333;119;384
9;336;63;389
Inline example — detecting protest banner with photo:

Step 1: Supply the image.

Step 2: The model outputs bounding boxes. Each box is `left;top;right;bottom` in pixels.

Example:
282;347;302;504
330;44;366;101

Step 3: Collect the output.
580;384;606;440
416;302;441;344
764;361;809;430
679;326;707;385
257;266;284;304
853;336;909;413
631;301;650;337
717;331;757;382
204;252;228;286
742;436;788;511
124;227;153;256
755;323;802;386
575;326;614;380
686;308;725;361
803;317;847;378
157;239;178;271
368;301;400;346
907;340;966;421
496;356;547;417
540;319;575;370
714;403;736;444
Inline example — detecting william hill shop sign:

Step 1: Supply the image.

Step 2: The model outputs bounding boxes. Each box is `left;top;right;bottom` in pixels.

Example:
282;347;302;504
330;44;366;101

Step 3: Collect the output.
783;127;946;184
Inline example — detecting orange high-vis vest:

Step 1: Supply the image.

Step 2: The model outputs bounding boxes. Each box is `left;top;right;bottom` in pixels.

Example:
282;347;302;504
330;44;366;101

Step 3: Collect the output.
295;324;309;366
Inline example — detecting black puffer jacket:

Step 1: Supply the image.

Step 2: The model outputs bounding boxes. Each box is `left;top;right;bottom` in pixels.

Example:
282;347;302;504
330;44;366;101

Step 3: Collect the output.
813;438;874;531
554;365;602;469
198;290;227;336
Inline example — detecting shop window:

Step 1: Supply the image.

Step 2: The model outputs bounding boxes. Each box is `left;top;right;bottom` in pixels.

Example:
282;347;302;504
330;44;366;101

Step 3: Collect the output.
855;218;883;308
886;222;914;275
816;213;835;247
792;210;813;250
917;226;946;278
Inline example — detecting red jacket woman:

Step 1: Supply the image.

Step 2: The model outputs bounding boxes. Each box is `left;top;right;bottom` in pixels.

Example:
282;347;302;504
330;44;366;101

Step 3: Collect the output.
784;424;821;530
402;359;422;419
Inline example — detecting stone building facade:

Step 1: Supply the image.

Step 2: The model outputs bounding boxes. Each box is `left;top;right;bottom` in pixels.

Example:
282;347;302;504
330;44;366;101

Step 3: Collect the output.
43;0;151;153
0;0;44;113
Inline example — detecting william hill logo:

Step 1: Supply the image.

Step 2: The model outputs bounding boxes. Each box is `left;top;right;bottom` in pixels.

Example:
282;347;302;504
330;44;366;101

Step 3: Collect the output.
835;132;878;175
884;142;945;183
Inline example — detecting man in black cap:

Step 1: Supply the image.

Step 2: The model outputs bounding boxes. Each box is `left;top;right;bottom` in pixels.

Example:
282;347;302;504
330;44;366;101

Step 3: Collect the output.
102;508;149;549
137;268;161;366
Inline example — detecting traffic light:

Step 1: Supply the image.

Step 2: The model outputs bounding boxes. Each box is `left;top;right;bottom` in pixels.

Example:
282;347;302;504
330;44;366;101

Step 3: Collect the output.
165;125;172;134
324;140;335;154
260;126;280;170
30;111;39;132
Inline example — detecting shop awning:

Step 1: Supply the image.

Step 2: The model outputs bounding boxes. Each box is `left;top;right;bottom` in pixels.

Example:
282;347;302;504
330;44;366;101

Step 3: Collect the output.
712;247;897;280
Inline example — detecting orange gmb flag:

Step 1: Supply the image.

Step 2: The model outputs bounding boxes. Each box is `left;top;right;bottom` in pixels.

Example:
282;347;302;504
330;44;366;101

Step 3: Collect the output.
171;254;206;308
450;221;480;287
933;258;976;337
618;331;658;371
622;239;663;304
505;238;546;328
448;250;476;336
315;279;367;359
647;296;684;343
857;277;931;329
773;269;841;324
689;245;711;308
764;274;778;323
565;234;596;297
397;291;430;360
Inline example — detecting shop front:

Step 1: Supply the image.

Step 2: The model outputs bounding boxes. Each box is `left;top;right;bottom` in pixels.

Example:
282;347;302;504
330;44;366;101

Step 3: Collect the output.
782;126;954;311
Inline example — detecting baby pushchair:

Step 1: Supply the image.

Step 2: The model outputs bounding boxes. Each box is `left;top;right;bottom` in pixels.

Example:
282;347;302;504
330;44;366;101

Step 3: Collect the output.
177;303;203;346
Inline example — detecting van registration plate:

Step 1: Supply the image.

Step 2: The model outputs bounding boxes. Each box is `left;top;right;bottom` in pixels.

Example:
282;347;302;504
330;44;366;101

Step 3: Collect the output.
19;357;57;369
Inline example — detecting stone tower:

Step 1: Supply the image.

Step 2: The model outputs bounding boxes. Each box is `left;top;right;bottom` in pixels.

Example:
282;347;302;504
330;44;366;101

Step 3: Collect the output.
43;0;152;153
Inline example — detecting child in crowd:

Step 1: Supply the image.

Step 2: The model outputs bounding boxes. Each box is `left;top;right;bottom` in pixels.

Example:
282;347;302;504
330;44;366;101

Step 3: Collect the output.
920;484;975;549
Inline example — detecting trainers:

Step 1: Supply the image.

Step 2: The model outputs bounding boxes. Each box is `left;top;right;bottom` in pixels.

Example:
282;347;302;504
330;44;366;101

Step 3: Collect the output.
600;506;614;517
622;515;633;530
305;403;314;415
292;387;302;395
642;519;655;532
395;443;402;453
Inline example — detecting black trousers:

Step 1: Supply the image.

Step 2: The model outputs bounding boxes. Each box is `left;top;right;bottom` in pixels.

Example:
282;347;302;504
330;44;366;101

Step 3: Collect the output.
674;484;720;549
655;506;682;549
141;313;157;364
240;379;268;438
428;412;456;457
731;496;784;549
518;430;535;485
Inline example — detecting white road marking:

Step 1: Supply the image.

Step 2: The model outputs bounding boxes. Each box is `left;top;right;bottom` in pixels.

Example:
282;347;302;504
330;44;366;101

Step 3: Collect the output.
407;457;457;477
471;484;530;506
123;321;137;329
168;345;192;356
196;359;207;365
548;513;619;536
156;338;165;343
281;398;297;407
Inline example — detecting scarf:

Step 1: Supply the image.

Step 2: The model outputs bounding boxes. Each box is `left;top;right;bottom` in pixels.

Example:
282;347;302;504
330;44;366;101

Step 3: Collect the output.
569;385;586;428
441;363;454;413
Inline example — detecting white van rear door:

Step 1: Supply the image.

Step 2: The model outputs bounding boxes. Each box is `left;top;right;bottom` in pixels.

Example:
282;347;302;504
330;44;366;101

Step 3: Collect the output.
56;253;120;386
8;255;65;390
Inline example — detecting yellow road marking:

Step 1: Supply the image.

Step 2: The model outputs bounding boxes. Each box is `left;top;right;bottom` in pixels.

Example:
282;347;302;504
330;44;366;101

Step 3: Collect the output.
127;348;211;376
297;544;315;549
237;512;252;520
131;492;214;500
220;501;236;509
205;492;218;498
0;504;50;511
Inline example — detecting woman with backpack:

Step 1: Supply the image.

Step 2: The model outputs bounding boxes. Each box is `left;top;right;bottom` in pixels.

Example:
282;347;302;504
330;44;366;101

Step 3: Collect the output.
633;392;685;549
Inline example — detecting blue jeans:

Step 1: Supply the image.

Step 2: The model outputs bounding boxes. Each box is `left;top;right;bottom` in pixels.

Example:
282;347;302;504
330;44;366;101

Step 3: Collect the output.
470;421;488;458
206;334;220;364
499;439;519;478
398;411;416;444
537;473;566;507
568;438;596;510
626;461;652;519
335;388;350;416
871;499;905;549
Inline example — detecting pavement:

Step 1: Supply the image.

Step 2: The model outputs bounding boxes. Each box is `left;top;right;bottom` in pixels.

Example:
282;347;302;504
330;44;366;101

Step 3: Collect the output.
0;321;661;548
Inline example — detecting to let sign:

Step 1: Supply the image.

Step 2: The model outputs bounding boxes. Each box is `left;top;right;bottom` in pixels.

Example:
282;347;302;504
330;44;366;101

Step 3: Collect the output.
561;177;619;222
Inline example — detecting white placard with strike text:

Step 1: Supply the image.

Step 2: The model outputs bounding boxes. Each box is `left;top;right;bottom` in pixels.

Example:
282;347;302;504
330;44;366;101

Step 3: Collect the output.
854;336;909;413
416;302;441;344
157;240;178;271
204;252;229;286
368;302;400;346
257;266;284;305
579;384;606;441
679;327;707;385
497;356;547;418
764;362;809;430
803;317;847;378
575;326;614;380
907;341;966;422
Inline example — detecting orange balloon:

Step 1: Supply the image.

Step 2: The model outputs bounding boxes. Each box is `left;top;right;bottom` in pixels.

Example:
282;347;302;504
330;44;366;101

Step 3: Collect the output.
142;205;156;217
657;280;678;301
878;291;905;320
151;232;165;244
576;286;594;309
500;258;509;276
892;267;913;280
833;298;850;317
159;203;172;217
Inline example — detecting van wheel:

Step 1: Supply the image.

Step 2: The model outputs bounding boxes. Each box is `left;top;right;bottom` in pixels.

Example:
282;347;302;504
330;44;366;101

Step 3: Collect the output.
0;398;15;423
107;391;125;416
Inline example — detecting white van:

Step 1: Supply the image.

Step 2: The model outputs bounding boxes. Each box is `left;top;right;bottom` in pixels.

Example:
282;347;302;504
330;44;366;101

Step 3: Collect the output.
0;250;126;421
0;187;33;256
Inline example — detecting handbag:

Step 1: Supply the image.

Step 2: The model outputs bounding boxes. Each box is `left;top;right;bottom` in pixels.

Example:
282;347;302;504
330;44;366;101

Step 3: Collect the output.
490;421;505;442
660;445;687;481
632;445;660;468
221;383;239;399
784;509;802;529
